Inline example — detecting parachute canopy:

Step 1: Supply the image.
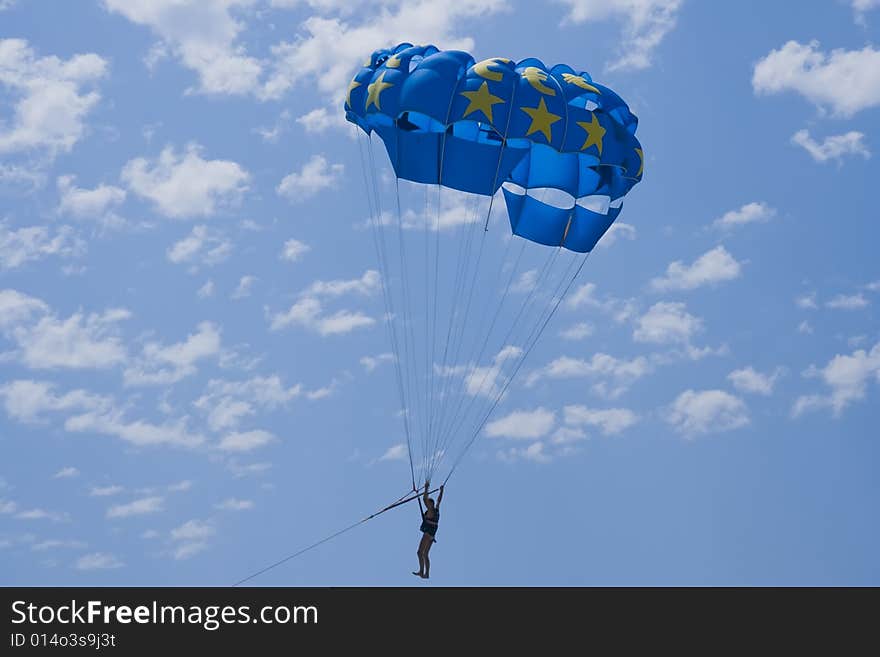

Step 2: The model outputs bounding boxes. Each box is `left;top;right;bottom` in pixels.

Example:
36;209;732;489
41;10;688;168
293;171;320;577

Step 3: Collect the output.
346;43;643;253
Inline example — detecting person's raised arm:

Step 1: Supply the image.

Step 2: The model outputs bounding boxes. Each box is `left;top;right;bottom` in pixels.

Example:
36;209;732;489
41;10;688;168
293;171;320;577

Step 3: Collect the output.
436;484;444;508
423;480;430;505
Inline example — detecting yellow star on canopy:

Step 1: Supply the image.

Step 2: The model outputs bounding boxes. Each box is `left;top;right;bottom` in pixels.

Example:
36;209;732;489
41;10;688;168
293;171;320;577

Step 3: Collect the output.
520;98;562;142
561;73;601;95
386;54;401;68
635;148;644;177
576;113;605;155
365;71;393;110
345;79;362;108
460;81;505;123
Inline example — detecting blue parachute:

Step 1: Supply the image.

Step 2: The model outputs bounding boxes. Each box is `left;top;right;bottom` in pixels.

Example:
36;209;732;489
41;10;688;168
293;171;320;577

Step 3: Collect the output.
345;43;643;253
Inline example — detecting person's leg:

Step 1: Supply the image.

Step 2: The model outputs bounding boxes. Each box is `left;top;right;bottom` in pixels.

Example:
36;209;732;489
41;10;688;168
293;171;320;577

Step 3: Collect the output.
423;539;432;578
413;534;428;576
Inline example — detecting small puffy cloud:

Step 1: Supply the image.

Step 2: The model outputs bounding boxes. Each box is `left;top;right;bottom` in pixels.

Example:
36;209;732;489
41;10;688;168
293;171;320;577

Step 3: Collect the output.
32;539;87;551
528;352;652;399
194;375;303;431
197;280;215;299
0;289;48;328
0;39;107;157
231;275;257;300
215;498;254;511
0;380;109;423
598;222;636;248
485;408;556;440
9;303;130;371
796;293;818;310
76;552;123;570
1;222;85;271
727;366;783;396
124;321;221;386
360;352;394;372
752;41;880;117
104;0;265;98
106;496;164;519
281;239;310;262
511;269;539;294
650;246;743;292
712;202;775;231
791;130;870;163
792;341;880;417
167;225;232;267
65;410;205;448
89;485;123;497
167;480;192;493
557;0;682;72
379;443;408;461
564;282;637;323
122;144;249;219
559;322;595;341
56;175;126;225
52;467;79;479
15;508;68;521
296;106;346;133
633;301;702;345
170;519;215;542
497;441;551;463
305;270;380;297
277;155;343;201
563;405;639;435
270;297;374;336
217;429;276;452
666;389;749;436
798;320;814;335
826;293;869;310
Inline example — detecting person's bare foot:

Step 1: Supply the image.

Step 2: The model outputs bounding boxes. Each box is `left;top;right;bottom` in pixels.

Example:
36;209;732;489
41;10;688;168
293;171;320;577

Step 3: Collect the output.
412;571;423;577
422;574;429;579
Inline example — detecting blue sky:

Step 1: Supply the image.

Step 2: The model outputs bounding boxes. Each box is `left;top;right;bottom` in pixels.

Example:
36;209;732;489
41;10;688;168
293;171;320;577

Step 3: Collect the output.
1;0;878;586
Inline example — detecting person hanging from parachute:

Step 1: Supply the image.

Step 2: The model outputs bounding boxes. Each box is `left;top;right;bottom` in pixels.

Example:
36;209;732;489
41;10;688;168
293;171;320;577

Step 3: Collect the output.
414;480;443;579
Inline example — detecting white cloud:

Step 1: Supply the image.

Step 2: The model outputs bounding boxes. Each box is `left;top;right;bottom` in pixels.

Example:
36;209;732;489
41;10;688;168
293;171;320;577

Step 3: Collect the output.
122;144;249;219
277;155;344;201
281;239;310;262
194;375;304;431
460;345;522;399
0;289;48;328
0;39;107;157
0;499;17;514
10;306;130;370
65;410;205;448
791;130;870;163
104;0;265;98
305;270;380;297
56;175;126;225
667;389;749;436
106;496;164;519
170;519;215;542
89;485;123;497
379;443;408;461
485;408;556;440
296;106;347;133
270;296;375;336
633;301;702;345
15;508;68;521
528;352;652;399
172;541;209;560
217;429;276;452
255;109;291;142
497;441;551;463
798;320;814;335
712;202;776;231
793;342;880;417
564;282;636;322
727;366;782;396
560;322;595;340
197;280;215;298
124;321;221;386
826;293;869;310
32;539;87;551
167;480;193;493
76;552;123;570
556;0;682;71
796;293;818;310
651;246;743;291
597;222;637;248
752;41;880;117
0;222;84;270
167;225;232;267
264;0;505;100
231;275;257;300
0;380;109;423
511;269;539;294
361;352;395;371
563;405;639;435
215;498;254;511
52;467;79;479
